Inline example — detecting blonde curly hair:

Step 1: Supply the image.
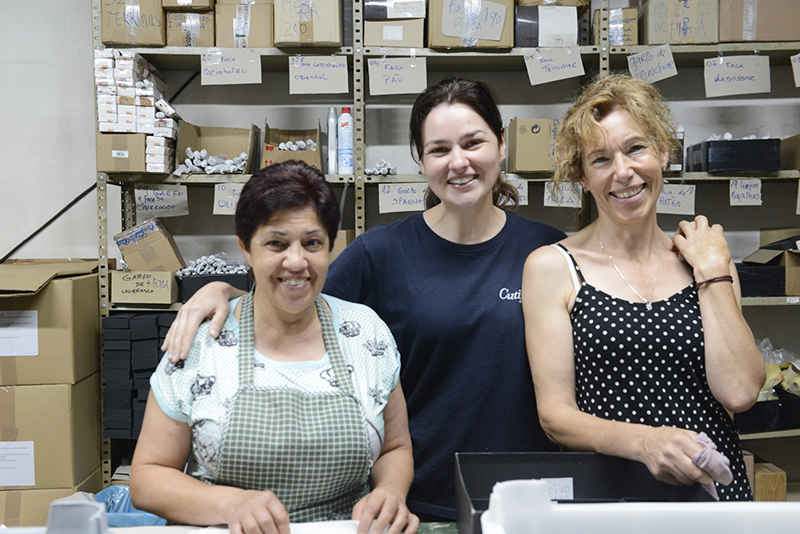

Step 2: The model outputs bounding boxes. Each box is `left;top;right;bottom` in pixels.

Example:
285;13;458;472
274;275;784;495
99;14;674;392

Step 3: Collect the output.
553;74;680;189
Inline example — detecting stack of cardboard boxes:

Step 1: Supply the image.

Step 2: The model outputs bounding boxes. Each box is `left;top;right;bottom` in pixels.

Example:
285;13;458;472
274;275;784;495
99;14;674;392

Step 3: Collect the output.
0;260;102;527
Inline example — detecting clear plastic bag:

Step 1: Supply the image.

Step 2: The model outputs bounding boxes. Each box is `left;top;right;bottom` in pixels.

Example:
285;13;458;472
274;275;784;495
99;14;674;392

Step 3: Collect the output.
93;486;167;527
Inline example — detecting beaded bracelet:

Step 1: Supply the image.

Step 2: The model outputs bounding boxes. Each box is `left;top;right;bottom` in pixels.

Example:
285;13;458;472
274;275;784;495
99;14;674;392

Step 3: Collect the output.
696;275;733;289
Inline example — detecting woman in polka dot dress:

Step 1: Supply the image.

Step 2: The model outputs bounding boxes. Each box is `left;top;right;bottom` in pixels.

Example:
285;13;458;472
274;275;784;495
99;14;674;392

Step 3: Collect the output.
521;75;765;501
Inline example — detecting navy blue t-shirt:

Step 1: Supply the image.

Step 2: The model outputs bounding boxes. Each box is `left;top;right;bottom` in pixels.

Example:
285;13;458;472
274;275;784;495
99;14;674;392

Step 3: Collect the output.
323;211;565;519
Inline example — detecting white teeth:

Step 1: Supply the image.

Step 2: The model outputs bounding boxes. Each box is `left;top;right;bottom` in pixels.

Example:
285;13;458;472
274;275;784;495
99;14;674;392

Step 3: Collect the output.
283;279;305;286
615;185;644;199
449;176;474;185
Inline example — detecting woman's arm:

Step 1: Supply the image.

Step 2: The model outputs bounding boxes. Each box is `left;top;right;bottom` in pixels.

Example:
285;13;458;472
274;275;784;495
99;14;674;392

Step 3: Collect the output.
521;246;712;487
162;282;244;362
673;216;765;413
130;392;290;534
352;384;418;534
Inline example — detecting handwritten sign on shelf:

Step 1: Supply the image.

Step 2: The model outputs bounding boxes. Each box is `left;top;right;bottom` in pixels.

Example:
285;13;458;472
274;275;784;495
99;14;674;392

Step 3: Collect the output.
201;48;262;86
704;55;770;98
542;477;574;501
657;184;695;215
792;53;800;88
628;45;677;83
289;56;349;94
441;0;507;42
135;184;189;217
730;179;762;206
524;47;584;86
214;183;244;215
506;179;529;206
368;57;427;96
378;182;428;214
544;181;582;208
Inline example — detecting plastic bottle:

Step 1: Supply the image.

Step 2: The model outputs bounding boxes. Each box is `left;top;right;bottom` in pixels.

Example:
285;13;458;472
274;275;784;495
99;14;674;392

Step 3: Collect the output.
337;107;354;175
327;106;338;175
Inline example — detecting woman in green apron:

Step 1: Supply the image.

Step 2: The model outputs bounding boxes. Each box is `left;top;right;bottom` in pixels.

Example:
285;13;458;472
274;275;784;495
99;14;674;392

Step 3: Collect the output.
130;161;419;534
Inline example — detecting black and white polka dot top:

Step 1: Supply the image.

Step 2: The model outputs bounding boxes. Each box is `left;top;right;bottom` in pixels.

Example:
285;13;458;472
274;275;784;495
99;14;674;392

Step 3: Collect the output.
552;243;752;501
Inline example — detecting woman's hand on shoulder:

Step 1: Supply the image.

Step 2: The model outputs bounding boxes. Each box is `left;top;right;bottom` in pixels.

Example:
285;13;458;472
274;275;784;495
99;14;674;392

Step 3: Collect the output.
226;489;290;534
672;216;731;280
162;281;243;363
353;487;419;534
640;426;713;487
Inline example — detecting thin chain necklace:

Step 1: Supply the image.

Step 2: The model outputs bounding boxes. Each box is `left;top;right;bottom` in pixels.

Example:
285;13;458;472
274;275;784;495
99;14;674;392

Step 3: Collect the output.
596;227;663;311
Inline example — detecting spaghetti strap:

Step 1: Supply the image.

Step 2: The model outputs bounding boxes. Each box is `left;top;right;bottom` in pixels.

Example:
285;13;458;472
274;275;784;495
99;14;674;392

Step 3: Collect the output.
550;243;585;295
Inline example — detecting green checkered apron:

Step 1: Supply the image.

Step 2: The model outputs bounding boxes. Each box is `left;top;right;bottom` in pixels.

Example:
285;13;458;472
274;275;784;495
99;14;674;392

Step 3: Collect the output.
213;291;372;522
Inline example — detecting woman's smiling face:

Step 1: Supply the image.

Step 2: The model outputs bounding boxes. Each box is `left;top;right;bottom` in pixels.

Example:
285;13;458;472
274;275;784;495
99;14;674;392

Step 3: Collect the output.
580;108;669;226
419;103;506;211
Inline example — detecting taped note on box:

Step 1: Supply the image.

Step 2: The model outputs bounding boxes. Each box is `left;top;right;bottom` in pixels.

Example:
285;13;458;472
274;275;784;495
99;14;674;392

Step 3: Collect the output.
524;47;584;86
0;442;35;487
544;181;582;208
214;183;244;215
628;45;677;84
441;0;507;42
506;179;529;206
378;183;427;213
368;57;427;96
730;179;762;206
657;183;695;215
289;56;349;94
0;311;37;357
136;184;189;217
704;55;770;98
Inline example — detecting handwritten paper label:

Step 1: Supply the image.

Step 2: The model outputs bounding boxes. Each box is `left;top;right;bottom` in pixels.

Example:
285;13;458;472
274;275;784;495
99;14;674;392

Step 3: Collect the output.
657;184;695;215
544;181;582;208
289;56;349;94
378;183;427;213
441;0;507;42
136;185;189;217
704;55;770;98
507;179;529;206
792;53;800;87
730;179;762;206
0;311;37;357
214;183;244;215
368;57;428;96
628;45;677;83
797;181;800;215
201;48;262;86
542;477;574;501
524;47;584;86
0;442;36;487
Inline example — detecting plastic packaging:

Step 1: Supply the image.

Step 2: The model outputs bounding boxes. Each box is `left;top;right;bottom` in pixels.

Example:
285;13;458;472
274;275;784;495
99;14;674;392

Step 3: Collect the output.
338;106;354;175
327;106;338;175
93;486;167;527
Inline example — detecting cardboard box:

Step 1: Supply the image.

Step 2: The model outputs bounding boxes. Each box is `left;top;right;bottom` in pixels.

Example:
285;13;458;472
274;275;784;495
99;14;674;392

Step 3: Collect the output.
0;469;102;527
216;3;274;47
96;132;147;173
166;12;215;46
329;229;355;262
507;117;559;173
262;120;323;170
455;452;712;534
0;260;99;386
742;230;800;296
111;271;179;305
639;0;718;45
163;0;214;11
0;374;101;491
594;7;637;45
365;19;425;47
429;0;514;49
177;122;261;174
274;0;342;46
754;463;787;501
113;218;186;272
101;0;167;46
364;0;426;20
720;0;800;43
780;133;800;170
515;6;539;48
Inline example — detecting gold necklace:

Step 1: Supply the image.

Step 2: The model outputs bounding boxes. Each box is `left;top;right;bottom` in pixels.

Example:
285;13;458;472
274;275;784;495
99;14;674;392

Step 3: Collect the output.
596;228;663;311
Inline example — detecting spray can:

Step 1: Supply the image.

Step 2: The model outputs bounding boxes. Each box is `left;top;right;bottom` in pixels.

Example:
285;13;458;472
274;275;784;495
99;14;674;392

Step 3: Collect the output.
337;107;354;175
327;106;337;175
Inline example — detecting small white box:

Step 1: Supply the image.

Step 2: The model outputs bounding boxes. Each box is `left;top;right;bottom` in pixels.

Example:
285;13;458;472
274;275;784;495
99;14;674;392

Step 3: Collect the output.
145;152;173;164
154;118;177;129
137;124;156;134
117;95;135;106
94;75;115;86
154;126;178;138
117;105;136;116
97;95;116;106
136;106;156;121
97;104;117;115
97;114;118;124
94;58;114;69
135;96;156;107
117;87;136;97
146;136;172;147
96;85;117;96
146;163;174;173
